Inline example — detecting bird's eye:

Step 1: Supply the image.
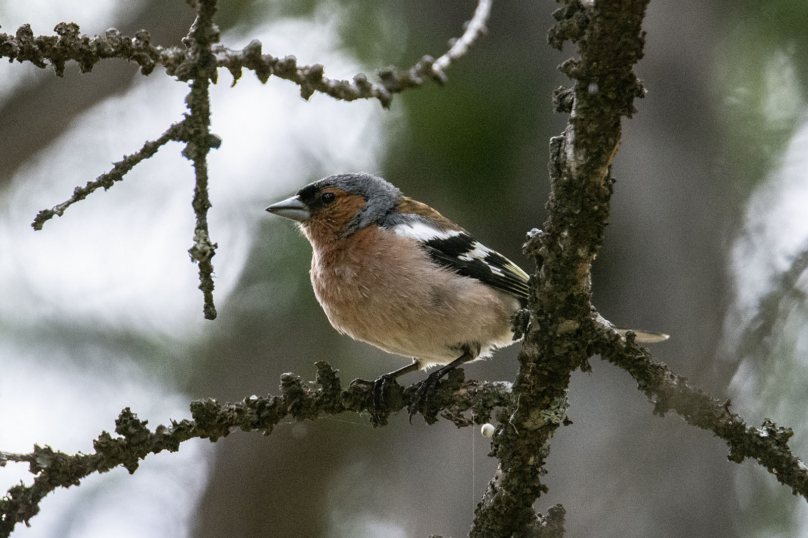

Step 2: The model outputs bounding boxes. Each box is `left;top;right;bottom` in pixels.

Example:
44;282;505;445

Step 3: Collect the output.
321;192;336;204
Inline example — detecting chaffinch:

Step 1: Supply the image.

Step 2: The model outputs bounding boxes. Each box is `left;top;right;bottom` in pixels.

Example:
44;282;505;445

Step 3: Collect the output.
266;173;665;420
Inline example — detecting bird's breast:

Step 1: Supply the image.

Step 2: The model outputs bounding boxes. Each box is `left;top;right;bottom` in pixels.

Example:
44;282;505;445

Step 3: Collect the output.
308;227;519;364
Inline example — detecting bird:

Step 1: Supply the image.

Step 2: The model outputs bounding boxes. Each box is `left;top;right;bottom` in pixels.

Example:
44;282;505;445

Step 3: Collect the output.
266;173;667;421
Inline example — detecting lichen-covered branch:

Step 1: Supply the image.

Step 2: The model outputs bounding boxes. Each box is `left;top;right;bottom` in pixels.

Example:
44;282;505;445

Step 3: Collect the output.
178;0;221;320
596;323;808;501
0;362;511;538
28;0;226;318
469;0;650;535
0;22;180;76
432;0;491;75
30;122;185;230
216;0;492;108
0;0;491;109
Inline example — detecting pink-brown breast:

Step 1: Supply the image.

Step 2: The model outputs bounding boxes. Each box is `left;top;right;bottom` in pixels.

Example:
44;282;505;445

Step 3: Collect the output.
308;224;519;366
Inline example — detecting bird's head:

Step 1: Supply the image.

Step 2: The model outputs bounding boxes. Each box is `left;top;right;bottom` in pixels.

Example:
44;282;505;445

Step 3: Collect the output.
266;173;402;245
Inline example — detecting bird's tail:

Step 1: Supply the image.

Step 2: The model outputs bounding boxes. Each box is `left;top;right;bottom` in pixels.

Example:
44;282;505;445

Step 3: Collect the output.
615;328;670;344
594;311;669;343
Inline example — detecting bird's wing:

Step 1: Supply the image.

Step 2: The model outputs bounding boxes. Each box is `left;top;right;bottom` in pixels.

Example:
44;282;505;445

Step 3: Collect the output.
388;215;530;305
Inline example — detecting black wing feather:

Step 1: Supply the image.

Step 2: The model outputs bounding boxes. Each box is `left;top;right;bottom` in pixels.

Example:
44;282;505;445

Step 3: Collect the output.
422;233;530;306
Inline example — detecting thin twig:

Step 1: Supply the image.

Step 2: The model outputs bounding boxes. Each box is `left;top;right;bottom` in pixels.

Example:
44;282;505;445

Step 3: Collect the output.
181;0;221;320
215;0;492;107
433;0;492;73
31;122;185;230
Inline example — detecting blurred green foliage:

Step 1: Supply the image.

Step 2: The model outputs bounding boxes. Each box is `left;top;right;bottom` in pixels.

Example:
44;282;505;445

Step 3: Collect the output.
718;0;808;194
716;4;808;537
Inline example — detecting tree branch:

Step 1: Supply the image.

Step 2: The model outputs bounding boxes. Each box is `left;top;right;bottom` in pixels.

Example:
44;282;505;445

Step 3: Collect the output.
180;0;221;320
0;23;174;76
0;0;492;109
432;0;491;75
470;0;650;535
595;320;808;501
216;0;492;108
30;122;185;230
0;362;511;537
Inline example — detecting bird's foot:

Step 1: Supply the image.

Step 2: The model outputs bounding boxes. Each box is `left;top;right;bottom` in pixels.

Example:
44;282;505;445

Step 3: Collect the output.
511;308;530;340
350;374;398;425
408;371;442;424
371;373;395;412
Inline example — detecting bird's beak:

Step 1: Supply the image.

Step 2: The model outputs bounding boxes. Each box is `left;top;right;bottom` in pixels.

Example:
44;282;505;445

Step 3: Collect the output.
266;195;311;222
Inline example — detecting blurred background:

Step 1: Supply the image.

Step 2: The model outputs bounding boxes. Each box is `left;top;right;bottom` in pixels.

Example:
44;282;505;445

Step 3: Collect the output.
1;0;807;536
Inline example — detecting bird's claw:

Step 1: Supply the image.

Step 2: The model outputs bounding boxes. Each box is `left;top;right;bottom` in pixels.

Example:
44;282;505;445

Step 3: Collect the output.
511;308;530;340
371;374;394;412
408;372;441;424
351;375;396;424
